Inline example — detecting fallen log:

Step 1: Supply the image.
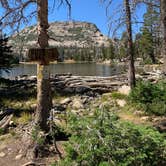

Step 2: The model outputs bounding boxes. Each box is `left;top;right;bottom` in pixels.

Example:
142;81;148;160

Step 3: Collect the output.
0;114;13;129
51;74;128;94
0;109;15;121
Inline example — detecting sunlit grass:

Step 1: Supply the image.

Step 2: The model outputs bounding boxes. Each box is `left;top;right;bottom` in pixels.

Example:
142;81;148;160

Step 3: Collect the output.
13;112;32;125
1;98;36;110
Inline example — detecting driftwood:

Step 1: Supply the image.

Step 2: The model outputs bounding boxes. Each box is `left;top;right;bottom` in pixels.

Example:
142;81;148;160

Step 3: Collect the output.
0;114;13;129
0;74;128;98
51;74;128;94
0;109;15;129
0;109;15;120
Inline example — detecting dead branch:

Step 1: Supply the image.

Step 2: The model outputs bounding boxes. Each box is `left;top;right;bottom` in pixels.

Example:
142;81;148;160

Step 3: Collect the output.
0;0;37;31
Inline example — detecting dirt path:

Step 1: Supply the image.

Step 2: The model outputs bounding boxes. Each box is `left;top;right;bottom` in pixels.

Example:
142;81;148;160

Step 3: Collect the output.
0;133;62;166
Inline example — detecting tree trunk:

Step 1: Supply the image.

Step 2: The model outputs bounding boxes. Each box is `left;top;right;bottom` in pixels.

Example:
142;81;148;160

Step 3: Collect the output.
36;0;51;132
124;0;136;88
161;0;166;72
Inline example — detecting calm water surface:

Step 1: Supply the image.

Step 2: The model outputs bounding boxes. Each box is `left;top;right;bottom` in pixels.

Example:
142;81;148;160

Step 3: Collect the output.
2;63;126;78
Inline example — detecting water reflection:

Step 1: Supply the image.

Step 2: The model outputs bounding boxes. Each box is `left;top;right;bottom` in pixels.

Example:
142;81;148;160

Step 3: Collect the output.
2;63;126;78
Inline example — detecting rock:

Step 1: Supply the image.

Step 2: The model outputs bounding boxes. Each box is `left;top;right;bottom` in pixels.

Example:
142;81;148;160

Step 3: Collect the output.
63;87;75;94
30;104;37;110
99;101;110;109
155;121;166;133
9;120;14;126
116;99;126;107
0;152;6;157
81;97;89;104
140;116;149;121
134;111;144;116
102;92;112;98
22;161;36;166
52;104;66;112
60;98;71;105
72;99;84;109
28;76;36;80
75;86;91;94
118;85;130;95
15;154;23;160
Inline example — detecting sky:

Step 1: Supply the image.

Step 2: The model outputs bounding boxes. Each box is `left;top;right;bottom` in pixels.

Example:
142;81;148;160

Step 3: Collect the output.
47;0;147;37
0;0;147;37
48;0;109;35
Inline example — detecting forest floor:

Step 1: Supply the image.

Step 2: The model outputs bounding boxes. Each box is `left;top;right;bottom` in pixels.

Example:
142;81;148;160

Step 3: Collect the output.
0;74;166;166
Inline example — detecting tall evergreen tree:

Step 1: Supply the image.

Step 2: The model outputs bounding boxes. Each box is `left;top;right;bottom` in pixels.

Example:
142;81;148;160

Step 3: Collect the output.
161;0;166;72
139;27;155;63
140;2;160;63
0;31;16;72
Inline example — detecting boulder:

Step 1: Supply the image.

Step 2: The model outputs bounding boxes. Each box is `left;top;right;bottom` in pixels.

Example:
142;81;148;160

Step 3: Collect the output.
72;98;84;109
63;87;75;94
116;99;126;107
118;85;130;95
155;121;166;133
0;152;5;157
60;98;72;105
15;154;23;160
75;86;91;94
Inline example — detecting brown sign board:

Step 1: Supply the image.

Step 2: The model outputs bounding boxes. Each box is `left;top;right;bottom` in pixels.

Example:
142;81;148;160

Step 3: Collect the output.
27;47;59;64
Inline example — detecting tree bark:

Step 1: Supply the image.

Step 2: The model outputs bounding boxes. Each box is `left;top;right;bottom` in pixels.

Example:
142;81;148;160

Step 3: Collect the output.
36;0;51;132
161;0;166;72
124;0;136;88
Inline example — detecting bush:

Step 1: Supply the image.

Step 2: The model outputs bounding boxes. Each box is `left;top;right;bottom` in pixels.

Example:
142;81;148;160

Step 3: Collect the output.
0;128;5;135
58;108;166;166
128;81;166;115
111;92;127;100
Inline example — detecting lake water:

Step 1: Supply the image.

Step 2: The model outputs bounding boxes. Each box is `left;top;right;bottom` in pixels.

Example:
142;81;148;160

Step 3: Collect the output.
1;63;126;78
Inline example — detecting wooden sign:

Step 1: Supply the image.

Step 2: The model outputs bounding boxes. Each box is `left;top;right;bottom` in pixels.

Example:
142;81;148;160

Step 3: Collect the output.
27;47;59;64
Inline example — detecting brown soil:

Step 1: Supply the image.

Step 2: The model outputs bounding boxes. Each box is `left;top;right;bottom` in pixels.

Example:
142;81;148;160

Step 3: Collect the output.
0;131;64;166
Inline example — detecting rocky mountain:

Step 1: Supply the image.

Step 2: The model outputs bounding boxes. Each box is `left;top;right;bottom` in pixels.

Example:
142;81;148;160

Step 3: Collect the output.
9;21;110;59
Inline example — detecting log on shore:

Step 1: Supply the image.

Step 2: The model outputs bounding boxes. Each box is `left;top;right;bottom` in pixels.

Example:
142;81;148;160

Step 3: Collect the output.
51;74;128;94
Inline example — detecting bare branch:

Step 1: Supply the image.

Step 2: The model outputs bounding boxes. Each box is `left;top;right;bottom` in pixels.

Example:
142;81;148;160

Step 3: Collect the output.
0;0;37;32
133;0;160;8
57;0;72;20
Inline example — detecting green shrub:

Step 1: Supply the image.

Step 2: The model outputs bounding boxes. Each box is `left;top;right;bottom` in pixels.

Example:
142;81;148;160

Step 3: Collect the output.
111;92;127;100
128;81;166;115
0;128;5;135
58;108;166;166
31;126;45;145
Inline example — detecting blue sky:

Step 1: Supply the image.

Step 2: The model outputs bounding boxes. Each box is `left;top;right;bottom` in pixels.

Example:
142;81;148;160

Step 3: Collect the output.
48;0;108;34
0;0;147;37
48;0;147;37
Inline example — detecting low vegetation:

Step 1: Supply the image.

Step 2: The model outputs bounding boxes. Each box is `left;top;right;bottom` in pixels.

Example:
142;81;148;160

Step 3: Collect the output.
57;107;166;166
128;80;166;115
1;78;166;165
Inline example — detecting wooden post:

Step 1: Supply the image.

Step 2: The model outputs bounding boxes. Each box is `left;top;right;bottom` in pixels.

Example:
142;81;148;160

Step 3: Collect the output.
27;47;59;131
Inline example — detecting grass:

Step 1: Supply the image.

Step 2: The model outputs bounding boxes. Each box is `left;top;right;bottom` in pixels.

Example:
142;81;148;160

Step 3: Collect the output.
15;112;32;125
111;91;127;100
116;102;153;126
0;128;5;136
1;98;36;110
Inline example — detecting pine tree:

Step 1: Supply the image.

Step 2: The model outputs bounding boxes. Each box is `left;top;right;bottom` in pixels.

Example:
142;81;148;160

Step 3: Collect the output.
0;33;15;72
139;27;154;63
140;2;160;63
161;0;166;72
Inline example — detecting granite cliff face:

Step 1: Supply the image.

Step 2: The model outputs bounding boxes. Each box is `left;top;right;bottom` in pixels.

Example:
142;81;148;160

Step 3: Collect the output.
9;21;110;58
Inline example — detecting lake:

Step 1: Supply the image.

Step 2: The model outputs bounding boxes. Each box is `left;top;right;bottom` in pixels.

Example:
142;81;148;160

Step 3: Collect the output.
1;63;126;79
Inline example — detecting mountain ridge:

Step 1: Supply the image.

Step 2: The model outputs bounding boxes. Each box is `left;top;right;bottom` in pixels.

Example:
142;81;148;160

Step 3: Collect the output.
9;21;110;52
